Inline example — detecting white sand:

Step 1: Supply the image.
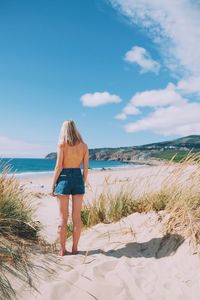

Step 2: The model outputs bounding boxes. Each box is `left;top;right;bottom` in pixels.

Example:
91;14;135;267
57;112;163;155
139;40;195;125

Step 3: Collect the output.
15;165;200;300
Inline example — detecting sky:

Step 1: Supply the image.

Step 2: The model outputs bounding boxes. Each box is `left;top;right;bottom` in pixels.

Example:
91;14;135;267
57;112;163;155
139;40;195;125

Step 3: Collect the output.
0;0;200;158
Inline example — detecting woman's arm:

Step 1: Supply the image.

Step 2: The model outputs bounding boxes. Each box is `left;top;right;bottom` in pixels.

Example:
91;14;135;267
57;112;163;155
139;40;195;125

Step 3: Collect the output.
51;144;64;193
83;144;89;184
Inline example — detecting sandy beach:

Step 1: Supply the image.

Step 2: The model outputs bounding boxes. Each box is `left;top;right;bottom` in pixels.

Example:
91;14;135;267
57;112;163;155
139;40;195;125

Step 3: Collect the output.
15;165;200;300
17;165;168;242
2;0;200;298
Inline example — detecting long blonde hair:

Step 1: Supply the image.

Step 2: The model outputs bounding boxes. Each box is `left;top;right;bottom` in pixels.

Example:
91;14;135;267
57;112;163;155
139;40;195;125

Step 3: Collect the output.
58;120;84;146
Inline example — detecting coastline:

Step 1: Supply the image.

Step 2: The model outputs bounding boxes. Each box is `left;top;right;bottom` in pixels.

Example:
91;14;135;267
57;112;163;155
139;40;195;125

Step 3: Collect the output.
6;162;150;178
16;163;153;184
1;156;163;178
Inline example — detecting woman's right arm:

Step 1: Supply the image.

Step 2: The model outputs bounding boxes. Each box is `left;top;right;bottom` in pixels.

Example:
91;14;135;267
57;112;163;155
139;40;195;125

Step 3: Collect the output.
51;143;64;194
83;144;89;184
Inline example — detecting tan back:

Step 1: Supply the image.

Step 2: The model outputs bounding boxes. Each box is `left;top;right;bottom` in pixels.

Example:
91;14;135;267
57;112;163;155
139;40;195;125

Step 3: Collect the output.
62;142;86;168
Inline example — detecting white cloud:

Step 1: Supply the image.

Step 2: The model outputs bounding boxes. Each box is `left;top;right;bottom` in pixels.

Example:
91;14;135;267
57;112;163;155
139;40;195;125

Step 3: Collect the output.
80;92;121;107
115;83;185;121
110;0;200;136
114;102;140;120
115;113;127;120
124;103;200;136
109;0;200;77
177;76;200;95
131;83;186;108
124;46;160;74
0;136;51;158
123;104;141;115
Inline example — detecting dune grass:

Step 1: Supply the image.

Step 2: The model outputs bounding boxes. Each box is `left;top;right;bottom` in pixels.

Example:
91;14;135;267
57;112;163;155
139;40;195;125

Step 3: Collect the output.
0;169;40;238
77;152;200;251
0;162;55;300
2;151;200;298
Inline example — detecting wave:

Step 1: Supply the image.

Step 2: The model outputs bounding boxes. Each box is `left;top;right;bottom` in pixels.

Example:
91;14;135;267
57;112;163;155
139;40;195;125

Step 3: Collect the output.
7;171;55;178
6;163;147;177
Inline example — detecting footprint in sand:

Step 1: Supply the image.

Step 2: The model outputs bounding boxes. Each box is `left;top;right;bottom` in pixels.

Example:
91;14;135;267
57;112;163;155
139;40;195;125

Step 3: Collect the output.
92;260;118;279
49;270;80;300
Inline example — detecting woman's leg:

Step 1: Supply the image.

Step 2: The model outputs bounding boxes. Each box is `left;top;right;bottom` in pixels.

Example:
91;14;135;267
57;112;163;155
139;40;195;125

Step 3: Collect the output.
57;195;70;255
71;194;84;254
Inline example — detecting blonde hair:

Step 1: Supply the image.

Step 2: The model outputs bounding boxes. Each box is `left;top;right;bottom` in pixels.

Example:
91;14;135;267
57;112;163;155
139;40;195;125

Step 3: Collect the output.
58;120;84;146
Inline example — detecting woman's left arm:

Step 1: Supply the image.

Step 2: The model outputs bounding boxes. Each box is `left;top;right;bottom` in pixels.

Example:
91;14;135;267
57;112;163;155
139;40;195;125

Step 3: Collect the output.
51;144;64;194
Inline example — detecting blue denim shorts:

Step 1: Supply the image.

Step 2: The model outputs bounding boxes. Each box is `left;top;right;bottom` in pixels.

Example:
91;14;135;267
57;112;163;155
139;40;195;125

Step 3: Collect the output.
53;168;85;195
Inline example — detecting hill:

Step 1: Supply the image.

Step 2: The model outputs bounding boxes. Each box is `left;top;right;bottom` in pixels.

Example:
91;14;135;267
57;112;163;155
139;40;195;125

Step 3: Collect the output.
45;135;200;163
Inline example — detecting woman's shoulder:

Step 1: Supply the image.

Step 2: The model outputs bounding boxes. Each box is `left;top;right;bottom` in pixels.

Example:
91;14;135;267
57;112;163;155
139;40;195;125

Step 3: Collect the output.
82;143;88;154
82;142;88;148
57;142;65;149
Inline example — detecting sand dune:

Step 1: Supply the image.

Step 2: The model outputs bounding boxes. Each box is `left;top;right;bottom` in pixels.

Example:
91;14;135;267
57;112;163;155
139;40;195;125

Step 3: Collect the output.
17;211;200;300
15;166;200;300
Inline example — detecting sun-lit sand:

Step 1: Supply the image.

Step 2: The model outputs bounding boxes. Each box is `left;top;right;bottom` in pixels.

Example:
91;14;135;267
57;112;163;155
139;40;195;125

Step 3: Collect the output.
15;165;200;300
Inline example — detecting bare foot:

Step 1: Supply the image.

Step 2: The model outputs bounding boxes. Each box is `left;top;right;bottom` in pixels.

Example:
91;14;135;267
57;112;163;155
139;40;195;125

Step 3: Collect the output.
57;225;61;234
59;249;68;256
72;246;78;255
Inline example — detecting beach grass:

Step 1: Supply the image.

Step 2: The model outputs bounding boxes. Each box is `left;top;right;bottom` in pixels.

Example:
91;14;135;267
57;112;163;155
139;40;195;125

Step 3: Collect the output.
77;152;200;251
0;161;54;300
2;151;200;298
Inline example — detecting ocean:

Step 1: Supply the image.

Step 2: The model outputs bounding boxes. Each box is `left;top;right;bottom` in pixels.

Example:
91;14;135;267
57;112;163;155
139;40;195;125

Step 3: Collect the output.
0;158;134;175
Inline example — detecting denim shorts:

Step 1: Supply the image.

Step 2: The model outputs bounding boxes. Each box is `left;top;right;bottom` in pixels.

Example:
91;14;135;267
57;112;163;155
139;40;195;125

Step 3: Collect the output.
53;168;85;195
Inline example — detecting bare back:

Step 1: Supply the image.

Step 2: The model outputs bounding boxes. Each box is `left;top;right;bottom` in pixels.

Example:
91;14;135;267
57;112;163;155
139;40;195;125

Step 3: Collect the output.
62;142;86;168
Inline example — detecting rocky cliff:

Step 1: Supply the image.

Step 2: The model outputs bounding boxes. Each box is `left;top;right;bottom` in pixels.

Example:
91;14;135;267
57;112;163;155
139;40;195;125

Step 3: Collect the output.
45;135;200;163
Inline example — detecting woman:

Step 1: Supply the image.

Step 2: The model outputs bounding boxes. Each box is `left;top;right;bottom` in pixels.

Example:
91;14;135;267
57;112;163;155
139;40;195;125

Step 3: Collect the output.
51;120;89;256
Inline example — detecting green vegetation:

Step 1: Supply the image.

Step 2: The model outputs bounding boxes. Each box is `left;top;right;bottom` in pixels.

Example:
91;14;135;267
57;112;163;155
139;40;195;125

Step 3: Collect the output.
74;152;200;251
139;134;200;149
150;149;199;162
0;162;54;300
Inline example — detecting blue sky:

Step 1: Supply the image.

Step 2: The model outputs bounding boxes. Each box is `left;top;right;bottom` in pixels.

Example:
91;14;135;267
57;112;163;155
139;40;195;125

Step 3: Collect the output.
0;0;200;157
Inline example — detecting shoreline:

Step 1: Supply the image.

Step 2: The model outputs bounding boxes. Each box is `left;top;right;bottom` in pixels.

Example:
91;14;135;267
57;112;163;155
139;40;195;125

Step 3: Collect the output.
5;162;151;178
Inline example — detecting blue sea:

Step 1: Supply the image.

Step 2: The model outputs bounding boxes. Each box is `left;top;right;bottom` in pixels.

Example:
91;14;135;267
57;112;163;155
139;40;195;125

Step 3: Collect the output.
0;158;133;175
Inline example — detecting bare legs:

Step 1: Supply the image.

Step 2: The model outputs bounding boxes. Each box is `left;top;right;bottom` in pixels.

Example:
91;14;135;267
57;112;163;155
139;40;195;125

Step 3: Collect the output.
57;194;83;255
72;194;84;254
57;195;69;256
